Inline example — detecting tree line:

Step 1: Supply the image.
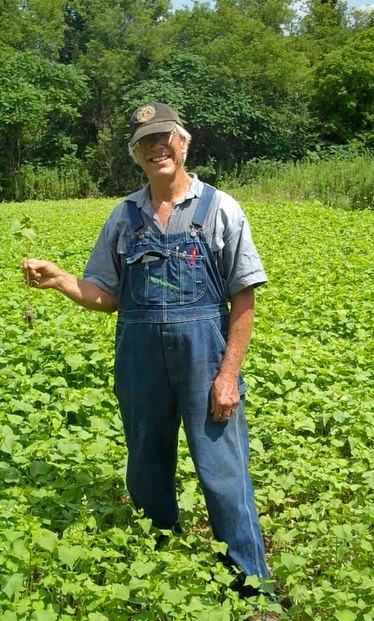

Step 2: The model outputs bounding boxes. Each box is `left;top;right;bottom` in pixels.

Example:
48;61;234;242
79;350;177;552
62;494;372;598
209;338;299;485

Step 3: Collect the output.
0;0;373;200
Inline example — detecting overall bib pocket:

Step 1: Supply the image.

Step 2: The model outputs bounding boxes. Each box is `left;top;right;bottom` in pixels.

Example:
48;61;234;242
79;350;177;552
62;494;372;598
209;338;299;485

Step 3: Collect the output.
126;248;207;305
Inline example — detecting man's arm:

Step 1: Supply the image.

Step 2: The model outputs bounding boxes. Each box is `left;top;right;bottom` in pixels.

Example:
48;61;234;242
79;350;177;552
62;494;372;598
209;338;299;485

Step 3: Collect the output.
22;259;118;313
211;286;255;422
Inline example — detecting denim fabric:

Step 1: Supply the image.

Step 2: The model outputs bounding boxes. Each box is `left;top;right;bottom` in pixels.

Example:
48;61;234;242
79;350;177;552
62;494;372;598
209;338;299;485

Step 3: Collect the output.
114;188;269;579
83;175;268;301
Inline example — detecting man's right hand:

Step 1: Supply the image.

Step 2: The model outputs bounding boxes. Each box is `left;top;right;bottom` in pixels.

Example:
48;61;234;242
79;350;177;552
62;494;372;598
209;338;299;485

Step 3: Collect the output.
22;258;117;313
22;259;63;290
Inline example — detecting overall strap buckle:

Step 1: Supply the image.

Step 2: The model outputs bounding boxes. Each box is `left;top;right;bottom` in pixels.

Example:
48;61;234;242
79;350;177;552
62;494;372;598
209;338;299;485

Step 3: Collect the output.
189;224;198;238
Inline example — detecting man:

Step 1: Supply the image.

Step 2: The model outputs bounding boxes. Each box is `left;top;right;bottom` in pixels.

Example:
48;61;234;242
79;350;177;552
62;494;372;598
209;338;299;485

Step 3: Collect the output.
23;103;277;619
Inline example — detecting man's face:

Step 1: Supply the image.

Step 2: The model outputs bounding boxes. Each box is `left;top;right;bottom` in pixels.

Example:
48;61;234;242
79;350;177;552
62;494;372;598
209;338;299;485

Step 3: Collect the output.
133;130;187;181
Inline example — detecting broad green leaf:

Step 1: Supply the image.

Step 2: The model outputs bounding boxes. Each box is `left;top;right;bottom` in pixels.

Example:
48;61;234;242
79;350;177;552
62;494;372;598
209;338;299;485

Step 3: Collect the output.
294;418;316;433
332;525;353;540
268;487;285;504
280;552;307;571
272;362;291;379
288;583;310;602
0;425;20;455
111;584;130;601
10;218;21;233
30;460;49;477
33;529;58;552
130;559;156;578
214;572;235;586
244;575;262;588
2;613;18;621
60;581;78;596
58;545;85;569
211;541;228;555
31;611;58;621
334;611;357;621
137;517;152;533
107;528;129;546
11;538;29;561
65;354;86;370
162;587;187;604
22;227;37;242
251;438;264;453
10;400;34;413
1;573;25;598
179;488;197;512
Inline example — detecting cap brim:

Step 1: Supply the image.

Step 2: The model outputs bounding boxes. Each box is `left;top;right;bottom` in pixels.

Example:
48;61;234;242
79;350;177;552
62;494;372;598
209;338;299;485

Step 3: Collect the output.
130;121;177;147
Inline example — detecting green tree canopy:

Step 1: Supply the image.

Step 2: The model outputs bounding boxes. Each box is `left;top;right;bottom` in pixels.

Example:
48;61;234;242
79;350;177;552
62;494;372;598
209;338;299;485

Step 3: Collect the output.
313;27;374;145
0;0;67;59
0;50;89;194
0;0;372;199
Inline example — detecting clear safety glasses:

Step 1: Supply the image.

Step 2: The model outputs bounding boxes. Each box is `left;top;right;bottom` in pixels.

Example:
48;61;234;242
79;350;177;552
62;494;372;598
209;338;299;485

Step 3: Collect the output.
134;129;177;150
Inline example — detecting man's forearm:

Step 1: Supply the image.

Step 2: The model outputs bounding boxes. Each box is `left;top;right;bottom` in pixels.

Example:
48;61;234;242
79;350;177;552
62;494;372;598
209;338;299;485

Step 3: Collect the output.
210;286;255;421
23;259;118;313
54;273;118;313
220;286;255;378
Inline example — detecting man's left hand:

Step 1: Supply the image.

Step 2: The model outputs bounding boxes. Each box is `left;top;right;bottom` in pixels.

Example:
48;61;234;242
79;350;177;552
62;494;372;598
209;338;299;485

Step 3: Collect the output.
211;373;240;423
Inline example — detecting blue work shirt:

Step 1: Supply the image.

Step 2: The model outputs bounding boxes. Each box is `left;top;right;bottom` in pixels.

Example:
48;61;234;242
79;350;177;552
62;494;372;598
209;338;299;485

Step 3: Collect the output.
83;174;267;300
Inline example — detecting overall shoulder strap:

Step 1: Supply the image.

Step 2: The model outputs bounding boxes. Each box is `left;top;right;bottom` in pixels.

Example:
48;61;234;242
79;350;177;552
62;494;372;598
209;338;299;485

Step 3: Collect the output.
125;200;145;233
191;184;216;229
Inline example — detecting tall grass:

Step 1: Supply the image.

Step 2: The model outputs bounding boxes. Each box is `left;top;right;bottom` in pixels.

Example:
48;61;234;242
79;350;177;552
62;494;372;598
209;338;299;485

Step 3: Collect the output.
1;162;98;202
221;155;374;210
2;154;373;209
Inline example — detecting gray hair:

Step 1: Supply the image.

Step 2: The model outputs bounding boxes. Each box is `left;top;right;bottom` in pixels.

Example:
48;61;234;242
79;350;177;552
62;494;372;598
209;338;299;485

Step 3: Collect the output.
128;124;192;163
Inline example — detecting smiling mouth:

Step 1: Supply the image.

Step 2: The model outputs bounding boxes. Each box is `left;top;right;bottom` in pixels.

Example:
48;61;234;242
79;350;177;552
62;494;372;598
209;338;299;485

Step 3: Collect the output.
149;155;170;163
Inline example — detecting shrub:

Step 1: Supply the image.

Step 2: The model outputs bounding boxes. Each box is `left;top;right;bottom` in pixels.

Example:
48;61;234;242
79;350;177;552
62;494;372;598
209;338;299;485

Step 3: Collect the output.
1;160;98;202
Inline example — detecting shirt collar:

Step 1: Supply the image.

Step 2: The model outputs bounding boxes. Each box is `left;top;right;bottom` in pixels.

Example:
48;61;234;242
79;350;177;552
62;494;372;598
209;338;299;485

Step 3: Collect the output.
126;173;204;219
183;173;204;200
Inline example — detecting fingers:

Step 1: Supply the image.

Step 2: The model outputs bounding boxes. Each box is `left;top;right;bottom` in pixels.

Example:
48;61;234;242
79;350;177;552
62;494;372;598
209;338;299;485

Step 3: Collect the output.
23;272;40;288
211;375;240;423
212;405;236;423
22;260;36;281
21;259;62;291
22;258;47;274
211;393;237;422
22;259;45;287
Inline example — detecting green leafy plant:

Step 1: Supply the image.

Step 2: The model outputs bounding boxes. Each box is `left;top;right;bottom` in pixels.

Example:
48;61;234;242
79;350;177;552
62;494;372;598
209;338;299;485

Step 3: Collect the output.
11;215;38;326
1;196;373;620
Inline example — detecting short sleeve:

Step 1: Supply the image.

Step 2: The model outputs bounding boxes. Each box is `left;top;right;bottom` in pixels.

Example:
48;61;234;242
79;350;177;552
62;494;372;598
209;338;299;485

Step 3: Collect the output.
83;206;123;299
214;192;268;297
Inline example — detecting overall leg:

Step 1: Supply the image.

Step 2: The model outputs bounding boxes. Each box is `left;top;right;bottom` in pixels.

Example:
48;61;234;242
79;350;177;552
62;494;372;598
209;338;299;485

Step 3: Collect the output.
175;318;269;578
114;321;181;529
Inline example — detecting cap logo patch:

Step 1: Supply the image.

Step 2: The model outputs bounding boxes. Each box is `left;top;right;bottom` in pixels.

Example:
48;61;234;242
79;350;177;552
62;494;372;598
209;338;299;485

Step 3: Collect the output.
136;105;156;123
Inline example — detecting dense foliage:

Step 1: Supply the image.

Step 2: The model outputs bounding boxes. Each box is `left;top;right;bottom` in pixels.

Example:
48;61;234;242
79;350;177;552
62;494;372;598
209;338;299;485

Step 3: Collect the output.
0;198;373;619
0;0;373;199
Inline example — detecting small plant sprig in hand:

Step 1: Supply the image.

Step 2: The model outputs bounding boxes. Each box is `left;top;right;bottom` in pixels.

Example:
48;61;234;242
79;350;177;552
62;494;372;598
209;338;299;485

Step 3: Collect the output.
12;215;38;327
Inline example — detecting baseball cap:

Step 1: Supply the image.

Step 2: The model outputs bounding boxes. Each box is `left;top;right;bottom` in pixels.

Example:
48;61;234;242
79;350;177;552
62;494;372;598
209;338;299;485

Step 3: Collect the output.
129;102;183;147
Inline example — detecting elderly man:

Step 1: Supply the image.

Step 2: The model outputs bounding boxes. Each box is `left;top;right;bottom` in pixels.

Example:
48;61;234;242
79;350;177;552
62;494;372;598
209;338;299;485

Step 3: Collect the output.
23;102;276;617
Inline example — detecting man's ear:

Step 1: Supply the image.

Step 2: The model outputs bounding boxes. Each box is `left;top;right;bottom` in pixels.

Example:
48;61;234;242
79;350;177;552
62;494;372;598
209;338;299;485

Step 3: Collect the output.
132;148;140;164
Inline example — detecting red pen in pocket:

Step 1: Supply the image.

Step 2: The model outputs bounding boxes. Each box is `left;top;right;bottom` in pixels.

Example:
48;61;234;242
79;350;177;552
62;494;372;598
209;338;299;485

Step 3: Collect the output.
189;246;197;266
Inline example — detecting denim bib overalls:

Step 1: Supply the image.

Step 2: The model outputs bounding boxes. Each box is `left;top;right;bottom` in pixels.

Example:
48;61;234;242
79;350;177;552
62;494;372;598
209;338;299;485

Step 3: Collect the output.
114;185;269;578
